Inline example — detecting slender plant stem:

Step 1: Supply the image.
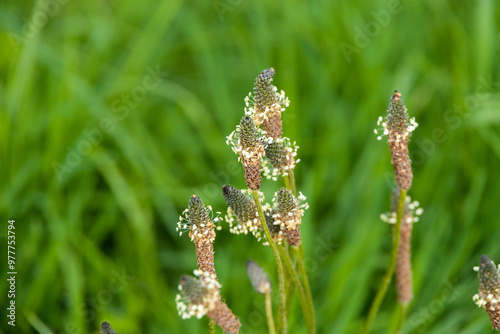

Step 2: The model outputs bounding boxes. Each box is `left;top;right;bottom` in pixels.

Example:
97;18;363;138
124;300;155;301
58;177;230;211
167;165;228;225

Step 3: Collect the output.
265;288;277;334
283;170;297;196
293;244;316;333
252;190;288;334
282;169;315;333
283;246;294;327
278;244;315;334
208;319;216;334
363;188;407;334
395;303;408;334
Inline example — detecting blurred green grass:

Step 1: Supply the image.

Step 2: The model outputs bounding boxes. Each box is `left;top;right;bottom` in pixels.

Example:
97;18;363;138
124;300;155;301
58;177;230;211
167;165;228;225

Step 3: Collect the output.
1;0;500;333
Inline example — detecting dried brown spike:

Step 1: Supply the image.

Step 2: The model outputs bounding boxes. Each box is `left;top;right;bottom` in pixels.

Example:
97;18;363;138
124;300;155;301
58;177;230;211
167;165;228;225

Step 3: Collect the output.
387;91;413;191
207;300;242;334
395;212;414;304
188;195;217;278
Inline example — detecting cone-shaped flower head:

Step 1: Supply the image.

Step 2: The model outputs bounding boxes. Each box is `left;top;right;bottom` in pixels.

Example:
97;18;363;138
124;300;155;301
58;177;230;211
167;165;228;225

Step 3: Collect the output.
100;321;116;334
177;195;221;277
273;187;308;246
244;68;290;139
226;117;264;190
240;115;260;149
473;255;500;329
263;137;299;180
375;91;418;191
254;68;276;111
246;260;272;294
222;185;262;239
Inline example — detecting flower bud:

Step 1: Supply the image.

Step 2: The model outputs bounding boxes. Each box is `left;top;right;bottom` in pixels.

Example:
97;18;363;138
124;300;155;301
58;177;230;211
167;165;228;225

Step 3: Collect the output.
246;260;272;294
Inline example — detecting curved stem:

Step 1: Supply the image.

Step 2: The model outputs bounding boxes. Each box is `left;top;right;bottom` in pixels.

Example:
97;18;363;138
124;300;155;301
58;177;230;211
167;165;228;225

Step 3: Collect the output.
363;188;407;334
294;245;316;333
395;303;408;334
266;288;277;334
252;190;287;334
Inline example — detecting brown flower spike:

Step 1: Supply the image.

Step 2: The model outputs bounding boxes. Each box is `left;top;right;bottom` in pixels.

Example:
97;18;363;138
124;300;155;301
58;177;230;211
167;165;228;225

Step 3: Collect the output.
187;195;217;278
227;117;264;190
177;196;241;333
473;255;500;330
375;91;418;191
381;190;422;305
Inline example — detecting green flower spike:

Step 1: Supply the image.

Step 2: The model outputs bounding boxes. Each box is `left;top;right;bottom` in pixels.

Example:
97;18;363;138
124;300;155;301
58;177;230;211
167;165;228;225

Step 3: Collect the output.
222;185;263;240
263;137;299;181
245;68;290;139
273;187;308;246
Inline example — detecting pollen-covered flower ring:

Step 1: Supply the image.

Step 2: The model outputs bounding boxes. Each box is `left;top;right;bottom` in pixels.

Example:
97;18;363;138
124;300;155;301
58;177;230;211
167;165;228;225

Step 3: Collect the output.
263;137;300;181
272;187;308;247
222;185;264;240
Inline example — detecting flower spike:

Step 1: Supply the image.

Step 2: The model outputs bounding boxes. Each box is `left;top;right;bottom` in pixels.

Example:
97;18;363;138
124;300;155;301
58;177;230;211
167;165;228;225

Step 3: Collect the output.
375;91;418;191
473;255;500;329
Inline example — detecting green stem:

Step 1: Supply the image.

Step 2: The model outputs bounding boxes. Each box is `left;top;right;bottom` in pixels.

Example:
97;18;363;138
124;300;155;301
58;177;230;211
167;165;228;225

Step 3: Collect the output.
208;319;216;334
282;169;315;333
278;244;314;334
283;170;297;196
363;188;407;334
252;190;287;334
266;288;277;334
395;303;408;334
293;245;316;333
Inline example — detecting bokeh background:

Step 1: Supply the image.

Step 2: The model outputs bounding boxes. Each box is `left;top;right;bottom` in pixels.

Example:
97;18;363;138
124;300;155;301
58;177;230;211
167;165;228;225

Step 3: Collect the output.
1;0;500;333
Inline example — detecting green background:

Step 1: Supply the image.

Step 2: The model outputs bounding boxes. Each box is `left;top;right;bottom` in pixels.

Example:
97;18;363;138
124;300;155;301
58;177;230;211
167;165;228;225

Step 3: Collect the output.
1;0;500;333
